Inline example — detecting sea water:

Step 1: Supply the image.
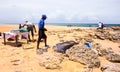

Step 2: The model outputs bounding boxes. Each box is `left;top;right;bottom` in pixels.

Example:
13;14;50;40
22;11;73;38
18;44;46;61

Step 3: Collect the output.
2;23;120;27
46;23;120;27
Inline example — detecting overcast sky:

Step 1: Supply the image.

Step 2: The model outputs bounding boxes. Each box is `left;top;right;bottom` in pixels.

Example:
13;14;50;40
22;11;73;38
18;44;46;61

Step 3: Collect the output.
0;0;120;24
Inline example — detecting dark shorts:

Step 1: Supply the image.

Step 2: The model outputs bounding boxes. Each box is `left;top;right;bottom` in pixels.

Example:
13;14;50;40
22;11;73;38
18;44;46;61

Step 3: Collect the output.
27;25;34;36
38;29;47;41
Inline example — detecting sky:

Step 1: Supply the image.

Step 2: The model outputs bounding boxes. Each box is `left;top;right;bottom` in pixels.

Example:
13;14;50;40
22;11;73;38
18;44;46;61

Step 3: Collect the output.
0;0;120;24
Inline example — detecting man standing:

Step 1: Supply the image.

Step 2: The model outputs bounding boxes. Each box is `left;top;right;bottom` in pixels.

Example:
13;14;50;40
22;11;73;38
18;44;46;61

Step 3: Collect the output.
37;14;47;49
23;21;36;42
98;22;104;29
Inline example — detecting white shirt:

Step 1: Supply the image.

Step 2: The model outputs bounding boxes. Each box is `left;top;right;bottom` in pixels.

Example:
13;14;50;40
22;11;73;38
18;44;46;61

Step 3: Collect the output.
25;21;33;25
98;23;102;28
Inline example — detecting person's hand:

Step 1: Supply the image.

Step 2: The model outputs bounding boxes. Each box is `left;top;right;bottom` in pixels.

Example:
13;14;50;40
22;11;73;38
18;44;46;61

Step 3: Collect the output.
21;25;24;28
34;30;37;33
44;28;47;31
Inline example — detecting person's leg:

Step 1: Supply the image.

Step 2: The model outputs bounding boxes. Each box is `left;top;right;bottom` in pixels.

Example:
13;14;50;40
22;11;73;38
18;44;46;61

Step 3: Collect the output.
43;33;47;47
37;29;41;49
28;33;31;41
44;38;47;46
27;27;31;41
31;28;34;41
37;39;41;49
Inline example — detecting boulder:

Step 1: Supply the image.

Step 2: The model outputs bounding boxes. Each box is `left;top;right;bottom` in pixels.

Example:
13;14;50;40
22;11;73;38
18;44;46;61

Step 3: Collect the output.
92;43;103;56
110;26;120;31
100;48;114;56
95;26;120;42
53;41;78;53
105;52;120;62
101;63;120;72
66;45;100;68
95;32;105;40
110;33;120;42
100;48;120;62
38;52;63;69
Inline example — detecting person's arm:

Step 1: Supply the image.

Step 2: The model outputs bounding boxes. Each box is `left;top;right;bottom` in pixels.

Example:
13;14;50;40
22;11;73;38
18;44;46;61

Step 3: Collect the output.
44;28;47;31
33;24;37;32
23;24;27;27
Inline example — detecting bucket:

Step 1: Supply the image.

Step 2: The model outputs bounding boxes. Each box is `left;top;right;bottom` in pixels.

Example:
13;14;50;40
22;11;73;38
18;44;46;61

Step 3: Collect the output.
84;42;91;48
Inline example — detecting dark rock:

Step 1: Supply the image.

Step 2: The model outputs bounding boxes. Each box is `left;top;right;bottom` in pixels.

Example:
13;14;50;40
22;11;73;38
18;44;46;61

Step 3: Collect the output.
7;38;14;41
53;41;78;53
15;43;22;47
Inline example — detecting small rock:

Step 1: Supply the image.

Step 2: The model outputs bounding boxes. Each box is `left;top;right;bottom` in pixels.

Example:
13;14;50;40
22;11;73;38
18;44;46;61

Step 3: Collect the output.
36;48;43;55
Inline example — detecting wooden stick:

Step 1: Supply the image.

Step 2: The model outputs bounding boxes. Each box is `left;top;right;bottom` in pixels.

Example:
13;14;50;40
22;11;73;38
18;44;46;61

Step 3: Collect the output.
15;35;18;45
3;33;6;45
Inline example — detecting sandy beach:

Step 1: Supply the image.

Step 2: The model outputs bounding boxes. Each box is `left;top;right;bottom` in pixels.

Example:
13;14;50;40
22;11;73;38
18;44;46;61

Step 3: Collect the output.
0;24;120;72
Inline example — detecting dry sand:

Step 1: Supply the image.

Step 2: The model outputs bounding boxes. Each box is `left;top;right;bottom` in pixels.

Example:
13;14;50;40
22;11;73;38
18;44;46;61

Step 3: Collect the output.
0;24;119;72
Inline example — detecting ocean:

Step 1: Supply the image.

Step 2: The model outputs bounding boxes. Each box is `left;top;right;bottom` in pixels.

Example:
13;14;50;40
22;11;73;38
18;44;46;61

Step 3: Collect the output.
46;23;120;27
1;23;120;27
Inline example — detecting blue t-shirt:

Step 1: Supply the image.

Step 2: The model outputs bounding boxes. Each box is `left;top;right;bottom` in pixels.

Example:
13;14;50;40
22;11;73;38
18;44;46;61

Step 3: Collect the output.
38;19;44;29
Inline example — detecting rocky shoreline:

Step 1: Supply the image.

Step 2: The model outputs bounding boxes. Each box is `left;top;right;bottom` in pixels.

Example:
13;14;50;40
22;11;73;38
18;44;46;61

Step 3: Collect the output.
36;26;120;72
0;25;120;72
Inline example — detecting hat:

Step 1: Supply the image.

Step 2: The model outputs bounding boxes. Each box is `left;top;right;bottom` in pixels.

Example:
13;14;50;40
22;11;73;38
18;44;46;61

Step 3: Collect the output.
25;20;28;23
42;14;47;19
